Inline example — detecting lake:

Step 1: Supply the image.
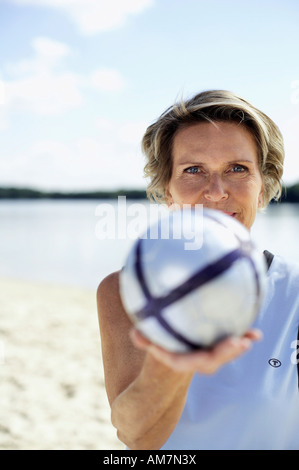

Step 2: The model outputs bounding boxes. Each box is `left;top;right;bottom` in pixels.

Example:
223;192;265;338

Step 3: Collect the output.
0;199;298;289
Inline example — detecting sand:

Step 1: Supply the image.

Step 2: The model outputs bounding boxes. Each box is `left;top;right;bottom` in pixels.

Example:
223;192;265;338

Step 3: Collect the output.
0;277;125;450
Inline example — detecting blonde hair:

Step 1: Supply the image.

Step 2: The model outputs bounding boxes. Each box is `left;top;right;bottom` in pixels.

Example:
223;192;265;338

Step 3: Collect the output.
142;90;284;207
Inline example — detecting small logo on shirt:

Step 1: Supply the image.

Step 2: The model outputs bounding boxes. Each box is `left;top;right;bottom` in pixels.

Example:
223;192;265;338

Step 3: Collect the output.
268;358;282;368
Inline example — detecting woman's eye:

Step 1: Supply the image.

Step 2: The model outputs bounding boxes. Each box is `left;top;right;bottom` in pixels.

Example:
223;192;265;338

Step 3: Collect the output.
231;165;247;173
184;166;200;174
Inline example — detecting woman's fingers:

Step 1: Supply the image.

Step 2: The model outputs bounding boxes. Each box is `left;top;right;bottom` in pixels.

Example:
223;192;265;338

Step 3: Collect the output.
129;328;152;349
130;327;263;374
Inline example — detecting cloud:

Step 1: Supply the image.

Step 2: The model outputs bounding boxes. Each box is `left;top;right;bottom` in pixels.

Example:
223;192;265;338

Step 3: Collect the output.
5;37;71;77
90;68;125;92
0;117;147;190
95;116;148;146
0;80;5;105
5;73;83;115
9;0;155;35
1;37;83;116
0;37;126;119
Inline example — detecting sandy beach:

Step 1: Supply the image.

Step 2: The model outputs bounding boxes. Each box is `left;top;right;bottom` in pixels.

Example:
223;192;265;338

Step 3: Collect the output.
0;277;125;450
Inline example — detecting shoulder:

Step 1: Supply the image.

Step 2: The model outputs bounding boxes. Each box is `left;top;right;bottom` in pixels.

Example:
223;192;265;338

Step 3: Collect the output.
97;270;121;305
268;255;299;283
97;269;135;341
97;270;126;325
265;255;299;320
97;270;135;363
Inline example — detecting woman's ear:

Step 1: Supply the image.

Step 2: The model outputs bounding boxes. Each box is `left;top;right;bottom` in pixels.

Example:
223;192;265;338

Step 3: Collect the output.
258;186;264;208
165;187;174;207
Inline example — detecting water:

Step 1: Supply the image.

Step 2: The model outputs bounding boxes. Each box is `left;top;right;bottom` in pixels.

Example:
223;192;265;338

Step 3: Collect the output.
0;200;298;289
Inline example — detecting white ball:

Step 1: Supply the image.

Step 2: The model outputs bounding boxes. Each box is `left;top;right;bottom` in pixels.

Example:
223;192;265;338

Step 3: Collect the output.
119;208;267;352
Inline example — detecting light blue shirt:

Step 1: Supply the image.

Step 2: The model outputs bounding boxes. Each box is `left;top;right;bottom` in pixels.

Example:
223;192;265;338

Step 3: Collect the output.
161;255;299;450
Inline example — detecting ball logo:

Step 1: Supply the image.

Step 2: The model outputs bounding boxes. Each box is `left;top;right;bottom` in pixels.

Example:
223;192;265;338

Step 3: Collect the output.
268;358;282;368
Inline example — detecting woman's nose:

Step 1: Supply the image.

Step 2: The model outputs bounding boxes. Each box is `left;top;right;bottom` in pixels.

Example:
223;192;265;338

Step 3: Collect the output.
203;174;228;202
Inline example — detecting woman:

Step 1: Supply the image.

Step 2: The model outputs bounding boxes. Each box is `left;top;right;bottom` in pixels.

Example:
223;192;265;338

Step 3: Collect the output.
97;90;299;450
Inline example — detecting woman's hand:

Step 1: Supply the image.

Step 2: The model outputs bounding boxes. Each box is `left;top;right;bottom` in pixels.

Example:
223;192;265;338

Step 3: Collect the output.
130;328;263;375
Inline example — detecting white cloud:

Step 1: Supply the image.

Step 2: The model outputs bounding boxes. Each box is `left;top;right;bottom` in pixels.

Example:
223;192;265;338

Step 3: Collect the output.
32;36;70;61
9;0;155;35
91;68;125;92
2;37;83;116
0;80;5;105
1;37;127;119
5;72;83;115
95;117;147;147
117;121;148;145
0;117;147;190
5;37;71;77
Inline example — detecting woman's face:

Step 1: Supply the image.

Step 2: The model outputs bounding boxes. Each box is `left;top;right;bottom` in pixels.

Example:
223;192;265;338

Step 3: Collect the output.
166;121;264;230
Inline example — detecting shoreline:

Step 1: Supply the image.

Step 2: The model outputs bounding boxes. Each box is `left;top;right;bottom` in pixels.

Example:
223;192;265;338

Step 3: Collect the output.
0;276;124;450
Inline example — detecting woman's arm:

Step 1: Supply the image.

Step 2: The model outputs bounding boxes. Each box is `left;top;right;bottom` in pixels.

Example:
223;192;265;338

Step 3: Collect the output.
97;270;262;450
97;271;193;450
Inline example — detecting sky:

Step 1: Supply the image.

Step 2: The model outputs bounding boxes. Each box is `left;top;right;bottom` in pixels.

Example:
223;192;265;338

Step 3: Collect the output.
0;0;299;192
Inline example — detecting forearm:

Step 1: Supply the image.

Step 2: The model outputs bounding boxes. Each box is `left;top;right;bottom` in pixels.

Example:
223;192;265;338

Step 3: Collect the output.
111;352;193;450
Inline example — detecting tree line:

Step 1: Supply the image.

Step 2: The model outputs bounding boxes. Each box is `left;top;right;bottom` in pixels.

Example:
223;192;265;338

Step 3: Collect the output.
0;187;147;200
0;184;299;202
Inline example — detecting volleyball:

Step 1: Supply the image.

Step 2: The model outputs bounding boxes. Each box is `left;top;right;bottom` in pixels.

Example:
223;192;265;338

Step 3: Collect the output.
119;208;267;352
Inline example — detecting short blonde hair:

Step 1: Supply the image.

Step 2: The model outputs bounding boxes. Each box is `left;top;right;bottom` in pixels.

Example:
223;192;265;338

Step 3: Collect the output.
142;90;284;207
